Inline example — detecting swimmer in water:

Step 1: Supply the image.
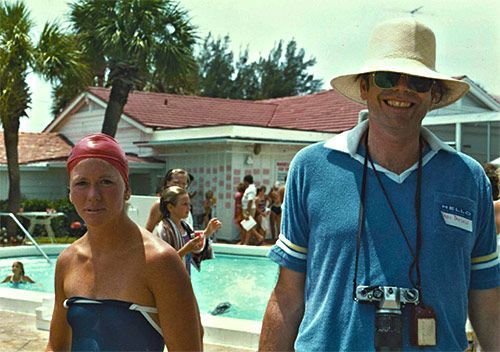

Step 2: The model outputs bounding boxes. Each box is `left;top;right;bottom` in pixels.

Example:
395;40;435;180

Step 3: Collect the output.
2;261;35;284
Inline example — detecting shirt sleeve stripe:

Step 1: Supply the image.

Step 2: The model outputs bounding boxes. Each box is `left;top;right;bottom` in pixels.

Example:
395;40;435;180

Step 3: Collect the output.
275;239;307;260
471;257;499;271
278;234;308;254
471;252;498;264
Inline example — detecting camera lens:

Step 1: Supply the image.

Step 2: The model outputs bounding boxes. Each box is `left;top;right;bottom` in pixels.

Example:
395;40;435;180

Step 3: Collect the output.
374;311;403;351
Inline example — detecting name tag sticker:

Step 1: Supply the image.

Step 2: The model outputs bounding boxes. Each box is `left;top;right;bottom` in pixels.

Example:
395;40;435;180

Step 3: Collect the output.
441;211;473;232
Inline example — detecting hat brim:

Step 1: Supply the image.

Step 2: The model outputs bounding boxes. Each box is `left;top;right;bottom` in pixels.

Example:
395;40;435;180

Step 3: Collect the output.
330;58;469;110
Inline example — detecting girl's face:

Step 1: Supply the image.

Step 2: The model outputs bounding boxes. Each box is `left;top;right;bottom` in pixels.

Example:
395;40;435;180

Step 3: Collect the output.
69;158;129;228
167;194;191;221
11;262;22;275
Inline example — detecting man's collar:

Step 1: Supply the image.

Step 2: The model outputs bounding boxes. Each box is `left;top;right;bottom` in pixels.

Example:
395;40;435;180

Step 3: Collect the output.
324;119;456;155
323;119;457;183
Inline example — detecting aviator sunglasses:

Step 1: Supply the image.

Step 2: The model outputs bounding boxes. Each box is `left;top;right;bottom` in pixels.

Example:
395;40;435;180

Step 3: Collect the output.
372;71;435;93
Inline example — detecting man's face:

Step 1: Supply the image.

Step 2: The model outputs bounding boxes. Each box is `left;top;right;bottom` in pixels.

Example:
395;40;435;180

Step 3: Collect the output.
360;72;434;135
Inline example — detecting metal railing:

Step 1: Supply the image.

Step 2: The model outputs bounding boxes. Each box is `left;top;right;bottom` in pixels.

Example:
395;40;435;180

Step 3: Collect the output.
0;212;51;263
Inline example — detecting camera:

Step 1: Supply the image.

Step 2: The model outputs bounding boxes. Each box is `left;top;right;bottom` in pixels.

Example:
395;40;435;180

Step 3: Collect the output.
355;285;419;351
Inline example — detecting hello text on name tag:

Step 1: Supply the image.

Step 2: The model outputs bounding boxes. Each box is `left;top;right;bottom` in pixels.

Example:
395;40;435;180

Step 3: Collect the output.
440;204;473;232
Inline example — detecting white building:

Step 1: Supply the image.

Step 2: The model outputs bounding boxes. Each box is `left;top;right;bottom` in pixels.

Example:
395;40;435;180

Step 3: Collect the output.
2;76;498;241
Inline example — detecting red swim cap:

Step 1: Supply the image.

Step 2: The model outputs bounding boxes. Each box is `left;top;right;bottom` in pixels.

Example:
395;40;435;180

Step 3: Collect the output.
67;134;129;188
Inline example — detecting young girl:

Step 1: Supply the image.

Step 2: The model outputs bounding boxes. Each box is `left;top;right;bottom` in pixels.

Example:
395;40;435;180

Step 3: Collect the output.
157;186;220;275
2;261;35;284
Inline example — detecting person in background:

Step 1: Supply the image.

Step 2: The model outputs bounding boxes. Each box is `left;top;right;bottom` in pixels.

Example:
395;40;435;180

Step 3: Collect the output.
255;186;270;238
241;174;257;219
203;190;216;228
2;261;35;284
46;134;202;351
146;169;193;231
241;174;264;245
260;18;498;351
234;182;247;244
157;186;221;275
268;182;282;240
187;173;198;200
483;163;500;232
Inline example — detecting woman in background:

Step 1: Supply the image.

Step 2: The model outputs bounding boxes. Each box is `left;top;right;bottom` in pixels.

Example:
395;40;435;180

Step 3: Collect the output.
46;134;202;352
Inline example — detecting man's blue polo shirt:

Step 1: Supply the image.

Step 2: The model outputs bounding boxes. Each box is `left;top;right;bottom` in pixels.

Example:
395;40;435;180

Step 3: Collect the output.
269;121;499;351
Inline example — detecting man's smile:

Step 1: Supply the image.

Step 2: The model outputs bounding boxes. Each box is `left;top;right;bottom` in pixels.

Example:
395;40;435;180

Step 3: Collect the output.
384;99;413;108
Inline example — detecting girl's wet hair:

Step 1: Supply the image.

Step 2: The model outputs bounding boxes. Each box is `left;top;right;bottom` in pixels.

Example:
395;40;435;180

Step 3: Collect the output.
13;261;25;276
159;186;187;218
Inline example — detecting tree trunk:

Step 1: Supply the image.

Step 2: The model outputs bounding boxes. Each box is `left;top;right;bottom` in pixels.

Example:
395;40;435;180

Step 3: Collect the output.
101;79;132;137
3;118;21;238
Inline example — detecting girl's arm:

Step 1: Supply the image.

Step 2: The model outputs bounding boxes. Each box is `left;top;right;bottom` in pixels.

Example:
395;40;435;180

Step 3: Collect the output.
177;236;204;258
1;275;11;283
23;275;35;283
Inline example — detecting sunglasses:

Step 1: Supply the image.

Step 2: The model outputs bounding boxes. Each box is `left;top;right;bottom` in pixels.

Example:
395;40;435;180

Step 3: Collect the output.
372;72;434;93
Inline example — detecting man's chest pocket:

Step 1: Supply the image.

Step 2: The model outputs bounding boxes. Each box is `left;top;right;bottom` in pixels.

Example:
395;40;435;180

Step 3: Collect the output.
432;192;476;247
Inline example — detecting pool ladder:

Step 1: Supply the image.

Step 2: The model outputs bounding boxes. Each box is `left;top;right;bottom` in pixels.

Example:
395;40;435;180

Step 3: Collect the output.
0;212;51;263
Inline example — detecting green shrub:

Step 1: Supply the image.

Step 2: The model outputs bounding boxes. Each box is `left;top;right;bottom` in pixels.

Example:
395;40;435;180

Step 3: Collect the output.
0;198;82;239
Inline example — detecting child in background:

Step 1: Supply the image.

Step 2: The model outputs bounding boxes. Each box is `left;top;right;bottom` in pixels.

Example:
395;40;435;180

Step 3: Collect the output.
203;190;216;228
2;261;35;284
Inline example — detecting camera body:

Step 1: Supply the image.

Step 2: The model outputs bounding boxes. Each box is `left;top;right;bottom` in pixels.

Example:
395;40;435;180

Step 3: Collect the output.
355;285;419;351
355;285;419;309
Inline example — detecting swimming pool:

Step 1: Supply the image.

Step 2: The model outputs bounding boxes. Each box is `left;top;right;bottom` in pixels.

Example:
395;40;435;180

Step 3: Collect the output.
0;250;279;321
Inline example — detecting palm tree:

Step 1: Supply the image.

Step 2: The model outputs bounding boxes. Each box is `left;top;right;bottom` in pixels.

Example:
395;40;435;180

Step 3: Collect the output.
69;0;198;137
0;1;89;235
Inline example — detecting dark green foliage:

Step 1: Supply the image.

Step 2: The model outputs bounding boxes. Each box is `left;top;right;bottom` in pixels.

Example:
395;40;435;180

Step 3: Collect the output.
198;33;234;98
197;35;323;100
0;198;81;239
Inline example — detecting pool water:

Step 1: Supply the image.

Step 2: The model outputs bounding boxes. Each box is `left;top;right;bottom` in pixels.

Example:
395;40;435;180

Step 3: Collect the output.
0;253;279;321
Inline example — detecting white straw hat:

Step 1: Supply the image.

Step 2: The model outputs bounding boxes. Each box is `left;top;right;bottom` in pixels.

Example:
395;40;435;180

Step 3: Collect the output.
330;18;469;110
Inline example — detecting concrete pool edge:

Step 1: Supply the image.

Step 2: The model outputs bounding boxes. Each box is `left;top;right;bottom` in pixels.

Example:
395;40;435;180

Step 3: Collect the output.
0;244;270;350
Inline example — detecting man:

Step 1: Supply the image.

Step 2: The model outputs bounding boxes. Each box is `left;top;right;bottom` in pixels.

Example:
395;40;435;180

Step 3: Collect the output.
259;18;499;351
241;174;264;244
242;174;257;218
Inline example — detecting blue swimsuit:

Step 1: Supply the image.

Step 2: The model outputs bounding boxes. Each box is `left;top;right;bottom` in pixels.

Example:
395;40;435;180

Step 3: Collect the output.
65;297;164;351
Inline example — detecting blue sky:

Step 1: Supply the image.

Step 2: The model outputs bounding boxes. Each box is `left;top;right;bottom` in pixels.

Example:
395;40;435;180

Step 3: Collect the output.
19;0;500;132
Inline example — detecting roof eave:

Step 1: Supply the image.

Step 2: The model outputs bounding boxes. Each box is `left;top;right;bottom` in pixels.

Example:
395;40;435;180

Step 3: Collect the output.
135;124;336;147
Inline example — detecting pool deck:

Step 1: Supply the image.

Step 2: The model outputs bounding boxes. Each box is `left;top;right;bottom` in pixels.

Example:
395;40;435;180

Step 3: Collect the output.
0;310;253;351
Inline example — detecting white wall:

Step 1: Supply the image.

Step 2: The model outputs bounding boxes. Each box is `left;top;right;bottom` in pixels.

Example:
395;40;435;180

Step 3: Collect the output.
56;101;152;156
152;141;304;241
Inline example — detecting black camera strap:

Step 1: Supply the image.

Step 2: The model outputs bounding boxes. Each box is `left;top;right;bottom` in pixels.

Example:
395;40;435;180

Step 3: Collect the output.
353;131;423;301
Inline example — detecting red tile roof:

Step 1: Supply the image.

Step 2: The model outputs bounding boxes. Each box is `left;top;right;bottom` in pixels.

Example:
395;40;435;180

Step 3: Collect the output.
265;91;365;132
89;87;278;129
88;87;364;133
0;133;163;165
0;132;72;164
